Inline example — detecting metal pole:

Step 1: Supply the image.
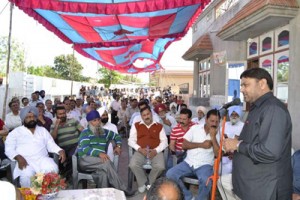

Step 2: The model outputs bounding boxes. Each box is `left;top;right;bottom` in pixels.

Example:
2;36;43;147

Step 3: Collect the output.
2;2;14;120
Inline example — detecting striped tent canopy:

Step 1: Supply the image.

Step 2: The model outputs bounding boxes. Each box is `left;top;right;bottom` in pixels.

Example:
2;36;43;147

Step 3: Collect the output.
10;0;210;73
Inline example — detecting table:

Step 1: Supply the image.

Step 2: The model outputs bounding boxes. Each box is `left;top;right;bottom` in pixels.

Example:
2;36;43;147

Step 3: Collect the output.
55;188;126;200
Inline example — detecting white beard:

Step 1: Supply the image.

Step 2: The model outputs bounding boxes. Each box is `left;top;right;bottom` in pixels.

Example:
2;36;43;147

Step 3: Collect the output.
89;124;105;136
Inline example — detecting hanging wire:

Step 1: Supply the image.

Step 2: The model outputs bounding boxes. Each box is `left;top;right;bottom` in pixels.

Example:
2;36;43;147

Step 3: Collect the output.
0;2;9;16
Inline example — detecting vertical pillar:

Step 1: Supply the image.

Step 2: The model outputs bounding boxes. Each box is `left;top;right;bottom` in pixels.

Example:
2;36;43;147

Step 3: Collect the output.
289;8;300;149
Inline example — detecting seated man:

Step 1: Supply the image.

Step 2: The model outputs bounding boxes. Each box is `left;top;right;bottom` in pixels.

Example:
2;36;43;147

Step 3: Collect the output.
5;106;66;187
128;106;168;193
217;106;244;200
144;177;183;200
169;108;195;165
77;110;134;196
191;106;207;126
50;106;83;177
166;109;220;200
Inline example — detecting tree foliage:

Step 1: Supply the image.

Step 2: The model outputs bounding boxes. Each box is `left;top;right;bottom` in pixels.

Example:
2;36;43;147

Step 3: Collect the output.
53;54;82;81
53;54;89;82
98;67;123;88
97;67;143;88
122;75;142;83
27;65;61;79
0;36;26;76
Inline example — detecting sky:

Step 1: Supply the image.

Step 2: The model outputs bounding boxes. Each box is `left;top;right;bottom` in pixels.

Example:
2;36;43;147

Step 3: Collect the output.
0;2;193;80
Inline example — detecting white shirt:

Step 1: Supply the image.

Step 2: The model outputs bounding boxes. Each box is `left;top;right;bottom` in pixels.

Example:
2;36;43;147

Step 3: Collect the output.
130;111;160;126
158;115;177;136
125;107;139;121
39;97;46;104
80;118;88;129
128;121;168;154
184;124;216;169
67;110;80;122
102;121;118;162
111;100;120;111
5;125;62;178
5;112;22;131
191;117;205;126
103;121;118;134
221;120;244;175
74;106;82;115
29;100;41;107
224;120;244;139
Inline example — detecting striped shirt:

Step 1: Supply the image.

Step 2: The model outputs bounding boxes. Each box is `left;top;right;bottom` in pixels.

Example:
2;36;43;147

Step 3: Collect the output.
50;118;81;147
77;127;122;157
170;122;195;151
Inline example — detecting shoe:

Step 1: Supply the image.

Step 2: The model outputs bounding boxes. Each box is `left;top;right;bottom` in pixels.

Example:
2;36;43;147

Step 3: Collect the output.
138;185;146;193
124;189;136;197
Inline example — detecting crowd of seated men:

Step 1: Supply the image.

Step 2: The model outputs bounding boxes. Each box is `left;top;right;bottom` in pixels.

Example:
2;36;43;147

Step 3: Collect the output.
1;89;299;200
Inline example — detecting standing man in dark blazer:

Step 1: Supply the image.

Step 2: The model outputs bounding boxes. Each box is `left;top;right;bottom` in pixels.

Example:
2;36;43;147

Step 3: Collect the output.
224;68;292;200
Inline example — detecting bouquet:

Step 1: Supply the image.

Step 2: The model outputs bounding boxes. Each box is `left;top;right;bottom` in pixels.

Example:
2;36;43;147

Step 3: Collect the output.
30;172;67;195
19;188;37;200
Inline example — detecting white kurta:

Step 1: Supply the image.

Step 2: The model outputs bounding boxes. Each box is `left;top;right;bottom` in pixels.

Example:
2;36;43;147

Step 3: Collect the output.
5;126;62;180
191;117;205;126
5;112;22;131
103;122;118;161
221;120;244;175
0;181;16;200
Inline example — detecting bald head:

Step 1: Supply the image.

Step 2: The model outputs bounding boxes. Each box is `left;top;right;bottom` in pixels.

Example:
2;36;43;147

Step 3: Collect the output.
144;177;183;200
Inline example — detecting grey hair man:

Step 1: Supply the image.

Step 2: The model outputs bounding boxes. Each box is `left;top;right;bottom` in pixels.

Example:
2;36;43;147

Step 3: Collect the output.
144;177;183;200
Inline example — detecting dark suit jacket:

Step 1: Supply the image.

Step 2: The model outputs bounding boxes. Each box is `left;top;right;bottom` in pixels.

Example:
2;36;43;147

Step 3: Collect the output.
232;92;292;200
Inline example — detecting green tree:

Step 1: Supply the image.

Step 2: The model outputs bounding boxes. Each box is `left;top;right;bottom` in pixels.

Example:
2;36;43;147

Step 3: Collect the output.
98;67;123;88
0;36;26;76
27;65;62;79
123;75;142;83
53;54;84;81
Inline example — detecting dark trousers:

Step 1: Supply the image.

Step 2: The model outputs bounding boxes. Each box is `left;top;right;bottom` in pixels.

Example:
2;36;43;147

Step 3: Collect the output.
60;143;77;179
111;110;119;126
0;139;7;160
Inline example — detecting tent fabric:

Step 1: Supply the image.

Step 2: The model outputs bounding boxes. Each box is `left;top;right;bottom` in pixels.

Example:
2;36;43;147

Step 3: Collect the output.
10;0;211;73
75;38;175;73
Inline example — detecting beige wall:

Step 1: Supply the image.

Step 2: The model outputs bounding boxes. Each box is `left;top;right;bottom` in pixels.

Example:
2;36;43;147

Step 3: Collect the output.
150;70;193;95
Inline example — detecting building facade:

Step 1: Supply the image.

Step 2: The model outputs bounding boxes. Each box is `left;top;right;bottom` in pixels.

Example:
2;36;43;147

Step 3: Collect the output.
183;0;300;149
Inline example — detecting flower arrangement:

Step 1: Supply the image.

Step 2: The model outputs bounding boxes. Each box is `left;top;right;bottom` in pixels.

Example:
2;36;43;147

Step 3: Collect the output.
30;172;67;195
19;188;37;200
